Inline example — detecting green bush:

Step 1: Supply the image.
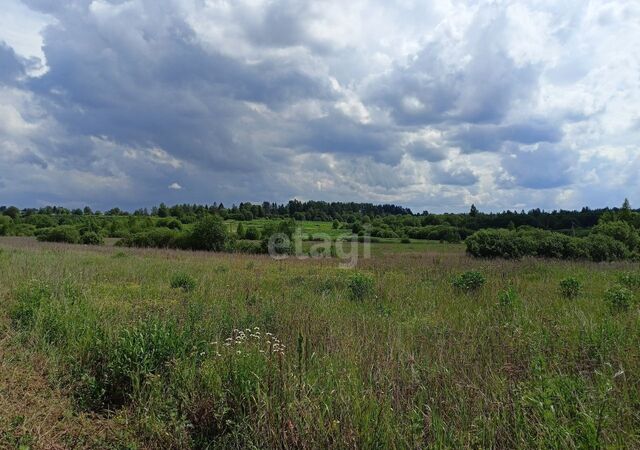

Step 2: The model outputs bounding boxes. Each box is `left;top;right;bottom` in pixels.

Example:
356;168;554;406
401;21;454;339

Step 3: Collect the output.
592;220;639;252
80;231;104;246
233;240;264;254
37;225;81;244
452;271;486;292
190;216;229;252
156;217;183;230
0;216;13;235
117;228;181;248
244;226;261;240
347;272;375;301
400;237;411;244
583;234;628;262
465;228;631;262
604;285;634;312
170;273;197;292
617;272;640;290
559;278;582;299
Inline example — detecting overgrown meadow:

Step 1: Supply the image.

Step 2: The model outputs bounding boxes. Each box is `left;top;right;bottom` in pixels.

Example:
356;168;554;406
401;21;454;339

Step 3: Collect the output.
1;237;639;449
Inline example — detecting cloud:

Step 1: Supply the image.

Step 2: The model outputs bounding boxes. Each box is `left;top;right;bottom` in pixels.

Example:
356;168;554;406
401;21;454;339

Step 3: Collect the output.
169;182;182;190
0;0;638;212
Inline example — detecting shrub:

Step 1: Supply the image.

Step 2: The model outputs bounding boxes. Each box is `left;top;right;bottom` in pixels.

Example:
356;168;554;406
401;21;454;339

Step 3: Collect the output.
244;226;261;240
233;240;264;254
465;229;532;259
465;228;631;262
452;271;486;292
347;272;375;301
498;287;519;307
583;234;629;262
604;285;634;312
117;228;180;249
592;220;639;252
37;225;81;244
617;272;640;290
559;278;582;299
190;216;229;251
156;217;183;230
0;216;13;235
80;231;104;246
401;237;411;244
170;273;197;292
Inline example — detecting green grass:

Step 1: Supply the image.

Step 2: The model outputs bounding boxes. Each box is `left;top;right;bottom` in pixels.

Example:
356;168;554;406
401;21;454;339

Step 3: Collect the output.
0;237;639;448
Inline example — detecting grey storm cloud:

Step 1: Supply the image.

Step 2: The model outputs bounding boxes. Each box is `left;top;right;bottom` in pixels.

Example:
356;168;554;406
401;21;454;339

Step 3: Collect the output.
0;42;26;83
451;121;564;153
0;0;639;212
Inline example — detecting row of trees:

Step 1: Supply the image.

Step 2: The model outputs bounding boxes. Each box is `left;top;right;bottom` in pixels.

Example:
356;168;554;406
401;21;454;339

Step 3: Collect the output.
465;200;640;262
3;200;638;232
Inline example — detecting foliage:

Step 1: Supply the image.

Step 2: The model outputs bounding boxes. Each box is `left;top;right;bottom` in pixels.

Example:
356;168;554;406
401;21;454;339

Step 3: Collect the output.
156;217;183;230
244;226;261;240
559;277;582;299
617;272;640;290
170;273;197;292
117;228;181;249
37;226;81;244
0;216;13;235
190;216;229;252
347;272;375;301
603;285;634;312
452;270;486;292
465;228;631;262
80;231;104;246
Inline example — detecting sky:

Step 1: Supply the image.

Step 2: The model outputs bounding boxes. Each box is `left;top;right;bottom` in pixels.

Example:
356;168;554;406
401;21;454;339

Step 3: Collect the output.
0;0;639;213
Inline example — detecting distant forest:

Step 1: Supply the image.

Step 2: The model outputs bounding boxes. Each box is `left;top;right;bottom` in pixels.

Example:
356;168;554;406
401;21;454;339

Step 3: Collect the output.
0;199;636;233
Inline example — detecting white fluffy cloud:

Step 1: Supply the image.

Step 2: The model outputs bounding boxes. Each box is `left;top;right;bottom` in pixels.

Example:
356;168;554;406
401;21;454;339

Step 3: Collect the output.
0;0;638;212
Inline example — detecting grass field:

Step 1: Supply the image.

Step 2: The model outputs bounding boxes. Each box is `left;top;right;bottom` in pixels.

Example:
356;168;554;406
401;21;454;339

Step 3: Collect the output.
1;236;639;449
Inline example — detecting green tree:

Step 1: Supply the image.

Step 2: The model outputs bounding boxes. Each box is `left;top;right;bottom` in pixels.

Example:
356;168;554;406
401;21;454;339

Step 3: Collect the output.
190;216;229;251
4;206;20;220
236;222;246;239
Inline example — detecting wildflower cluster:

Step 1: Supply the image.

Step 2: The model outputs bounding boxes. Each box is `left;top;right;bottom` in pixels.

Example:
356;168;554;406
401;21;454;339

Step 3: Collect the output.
217;327;286;358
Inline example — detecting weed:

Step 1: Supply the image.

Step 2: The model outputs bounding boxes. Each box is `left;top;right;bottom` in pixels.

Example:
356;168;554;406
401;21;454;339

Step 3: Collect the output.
498;287;519;307
559;277;582;299
10;281;51;329
347;272;375;301
617;272;640;290
452;270;486;292
603;285;634;312
170;273;197;292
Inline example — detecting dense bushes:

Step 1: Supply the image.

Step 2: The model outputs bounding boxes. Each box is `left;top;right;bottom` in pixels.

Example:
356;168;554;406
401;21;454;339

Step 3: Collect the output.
37;225;81;244
405;225;467;243
117;228;181;248
465;228;633;262
81;231;104;245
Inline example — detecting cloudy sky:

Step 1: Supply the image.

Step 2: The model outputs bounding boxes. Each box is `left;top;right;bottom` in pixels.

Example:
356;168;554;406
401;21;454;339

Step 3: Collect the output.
1;0;639;212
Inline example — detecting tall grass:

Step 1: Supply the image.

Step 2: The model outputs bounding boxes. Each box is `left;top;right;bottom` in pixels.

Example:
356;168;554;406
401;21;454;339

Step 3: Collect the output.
1;239;639;448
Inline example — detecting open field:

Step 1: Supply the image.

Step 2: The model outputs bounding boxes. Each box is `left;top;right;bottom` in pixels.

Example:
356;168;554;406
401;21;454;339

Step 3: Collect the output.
1;237;639;449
